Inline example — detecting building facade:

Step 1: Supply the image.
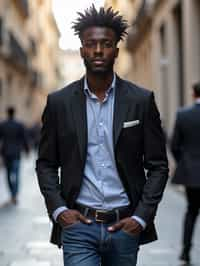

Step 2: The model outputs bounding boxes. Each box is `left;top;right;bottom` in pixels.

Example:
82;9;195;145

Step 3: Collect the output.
105;0;200;135
105;0;142;79
0;0;63;125
60;49;84;87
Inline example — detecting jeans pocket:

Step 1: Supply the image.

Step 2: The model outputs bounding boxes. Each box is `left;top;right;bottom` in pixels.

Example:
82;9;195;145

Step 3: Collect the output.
62;221;81;230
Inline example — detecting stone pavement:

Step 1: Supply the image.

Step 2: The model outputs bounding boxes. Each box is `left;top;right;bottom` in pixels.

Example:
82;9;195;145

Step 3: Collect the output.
0;154;200;266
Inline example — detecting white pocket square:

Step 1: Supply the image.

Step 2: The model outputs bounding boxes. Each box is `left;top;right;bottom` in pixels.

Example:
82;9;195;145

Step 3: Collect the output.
123;120;140;128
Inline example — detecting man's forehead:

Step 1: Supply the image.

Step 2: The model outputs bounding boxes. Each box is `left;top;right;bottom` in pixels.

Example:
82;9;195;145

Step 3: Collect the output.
82;26;116;39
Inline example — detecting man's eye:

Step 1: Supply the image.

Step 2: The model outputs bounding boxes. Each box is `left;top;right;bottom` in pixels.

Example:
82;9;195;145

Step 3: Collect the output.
103;42;113;47
84;42;95;48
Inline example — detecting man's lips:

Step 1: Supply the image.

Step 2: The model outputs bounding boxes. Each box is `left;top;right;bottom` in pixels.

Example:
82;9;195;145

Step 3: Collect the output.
92;59;105;65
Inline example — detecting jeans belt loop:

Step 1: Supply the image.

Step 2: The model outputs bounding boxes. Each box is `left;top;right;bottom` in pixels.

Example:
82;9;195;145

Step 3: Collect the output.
84;207;89;217
115;209;120;222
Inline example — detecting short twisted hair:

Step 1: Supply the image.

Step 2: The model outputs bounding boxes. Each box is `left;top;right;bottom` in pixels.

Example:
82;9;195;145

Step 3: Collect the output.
72;5;128;43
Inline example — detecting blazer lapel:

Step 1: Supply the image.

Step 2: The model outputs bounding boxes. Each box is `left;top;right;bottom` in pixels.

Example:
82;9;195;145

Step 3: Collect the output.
70;76;132;159
70;78;87;163
113;76;131;146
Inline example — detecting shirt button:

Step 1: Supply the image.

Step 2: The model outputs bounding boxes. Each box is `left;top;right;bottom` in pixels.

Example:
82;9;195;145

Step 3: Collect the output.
101;163;105;167
99;122;103;126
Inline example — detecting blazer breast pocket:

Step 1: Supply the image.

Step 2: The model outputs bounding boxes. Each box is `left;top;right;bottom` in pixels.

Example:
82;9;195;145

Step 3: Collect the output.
121;120;142;144
122;120;141;136
123;120;140;129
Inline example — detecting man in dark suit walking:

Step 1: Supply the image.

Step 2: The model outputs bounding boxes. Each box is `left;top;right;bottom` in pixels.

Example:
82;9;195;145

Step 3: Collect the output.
36;6;168;266
0;107;29;204
171;82;200;264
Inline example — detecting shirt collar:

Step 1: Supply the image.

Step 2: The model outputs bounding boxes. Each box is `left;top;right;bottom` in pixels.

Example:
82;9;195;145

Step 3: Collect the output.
84;73;116;98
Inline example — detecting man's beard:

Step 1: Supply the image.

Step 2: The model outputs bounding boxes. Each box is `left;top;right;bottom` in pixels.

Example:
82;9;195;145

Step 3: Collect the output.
83;58;115;75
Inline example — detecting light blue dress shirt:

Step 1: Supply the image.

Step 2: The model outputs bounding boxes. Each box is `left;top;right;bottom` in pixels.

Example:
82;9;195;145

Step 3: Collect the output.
53;74;146;229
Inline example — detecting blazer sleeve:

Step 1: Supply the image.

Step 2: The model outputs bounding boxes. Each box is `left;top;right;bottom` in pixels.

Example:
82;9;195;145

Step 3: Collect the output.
170;111;183;162
133;92;169;224
36;95;66;218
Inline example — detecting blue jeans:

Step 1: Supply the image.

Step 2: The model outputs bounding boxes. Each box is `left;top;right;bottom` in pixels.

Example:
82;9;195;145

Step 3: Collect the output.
61;220;140;266
4;157;20;198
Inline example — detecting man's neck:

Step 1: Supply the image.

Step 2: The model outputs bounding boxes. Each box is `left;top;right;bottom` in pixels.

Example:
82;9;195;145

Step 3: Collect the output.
86;71;114;96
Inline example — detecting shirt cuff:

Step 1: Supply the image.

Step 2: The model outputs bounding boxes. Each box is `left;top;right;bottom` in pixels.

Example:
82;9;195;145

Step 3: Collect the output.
52;206;68;222
132;215;146;229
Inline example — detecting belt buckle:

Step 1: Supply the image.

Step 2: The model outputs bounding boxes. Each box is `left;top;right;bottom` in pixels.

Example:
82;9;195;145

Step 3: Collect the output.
95;209;107;222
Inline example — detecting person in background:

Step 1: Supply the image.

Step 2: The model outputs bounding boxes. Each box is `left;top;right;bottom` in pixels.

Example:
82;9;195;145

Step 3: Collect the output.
0;106;29;204
36;5;168;266
28;120;41;152
171;81;200;264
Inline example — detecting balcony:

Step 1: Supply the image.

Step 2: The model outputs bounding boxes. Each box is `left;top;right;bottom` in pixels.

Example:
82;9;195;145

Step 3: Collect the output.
30;39;37;56
30;70;42;88
126;0;154;51
13;0;29;18
8;33;28;71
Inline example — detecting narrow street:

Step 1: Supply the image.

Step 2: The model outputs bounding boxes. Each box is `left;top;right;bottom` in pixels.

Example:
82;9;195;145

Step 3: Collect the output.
0;154;199;266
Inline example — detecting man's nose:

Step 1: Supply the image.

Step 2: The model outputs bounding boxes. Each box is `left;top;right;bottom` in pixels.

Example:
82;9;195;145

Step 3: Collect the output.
94;43;103;54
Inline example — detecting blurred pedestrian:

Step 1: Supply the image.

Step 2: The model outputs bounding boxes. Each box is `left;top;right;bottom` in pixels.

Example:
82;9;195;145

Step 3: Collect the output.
0;106;29;204
28;120;41;151
171;81;200;264
36;5;168;266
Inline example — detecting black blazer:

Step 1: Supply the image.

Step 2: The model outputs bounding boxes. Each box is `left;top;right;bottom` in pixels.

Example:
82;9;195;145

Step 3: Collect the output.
171;103;200;187
0;119;28;159
36;76;168;247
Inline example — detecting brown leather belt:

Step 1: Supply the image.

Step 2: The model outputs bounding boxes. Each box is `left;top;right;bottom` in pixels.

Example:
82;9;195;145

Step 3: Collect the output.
75;203;132;223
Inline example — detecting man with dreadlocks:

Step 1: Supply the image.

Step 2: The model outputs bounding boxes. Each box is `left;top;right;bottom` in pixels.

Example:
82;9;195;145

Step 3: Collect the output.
36;5;168;266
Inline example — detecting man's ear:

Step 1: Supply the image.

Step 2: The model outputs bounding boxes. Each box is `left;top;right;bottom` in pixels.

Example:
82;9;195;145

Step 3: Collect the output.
80;47;84;58
115;47;119;58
